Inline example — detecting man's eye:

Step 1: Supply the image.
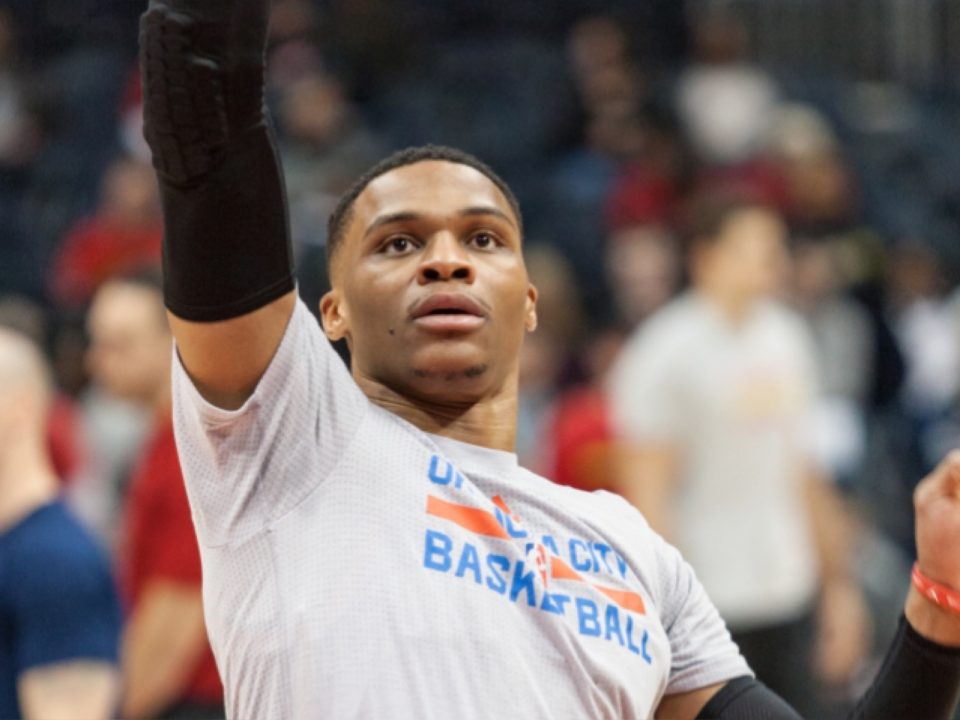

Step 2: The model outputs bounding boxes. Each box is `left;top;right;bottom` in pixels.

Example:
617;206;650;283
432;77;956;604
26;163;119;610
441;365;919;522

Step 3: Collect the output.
470;232;497;249
383;236;415;254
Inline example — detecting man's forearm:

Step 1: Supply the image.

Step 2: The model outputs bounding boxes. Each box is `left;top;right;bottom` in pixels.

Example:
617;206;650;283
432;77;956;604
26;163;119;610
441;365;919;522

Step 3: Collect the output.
847;606;960;720
140;0;294;322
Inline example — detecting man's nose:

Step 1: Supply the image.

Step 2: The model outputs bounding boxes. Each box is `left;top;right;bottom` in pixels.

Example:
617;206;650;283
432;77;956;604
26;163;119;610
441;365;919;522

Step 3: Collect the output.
417;234;476;284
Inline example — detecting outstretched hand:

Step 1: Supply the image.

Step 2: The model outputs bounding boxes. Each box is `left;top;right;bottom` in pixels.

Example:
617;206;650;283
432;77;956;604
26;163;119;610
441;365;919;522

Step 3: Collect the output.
915;451;960;590
907;451;960;647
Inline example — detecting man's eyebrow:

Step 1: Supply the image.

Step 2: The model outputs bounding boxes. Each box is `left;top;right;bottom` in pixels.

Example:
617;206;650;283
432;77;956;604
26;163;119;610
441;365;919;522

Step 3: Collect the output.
458;206;517;229
363;211;422;239
363;206;517;239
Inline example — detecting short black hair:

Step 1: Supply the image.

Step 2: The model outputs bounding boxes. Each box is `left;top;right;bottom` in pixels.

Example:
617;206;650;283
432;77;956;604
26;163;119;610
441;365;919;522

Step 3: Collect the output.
326;144;523;262
680;190;777;250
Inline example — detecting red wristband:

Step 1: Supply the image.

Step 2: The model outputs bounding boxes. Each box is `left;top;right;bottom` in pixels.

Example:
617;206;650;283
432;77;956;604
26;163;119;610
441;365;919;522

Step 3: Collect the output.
912;563;960;614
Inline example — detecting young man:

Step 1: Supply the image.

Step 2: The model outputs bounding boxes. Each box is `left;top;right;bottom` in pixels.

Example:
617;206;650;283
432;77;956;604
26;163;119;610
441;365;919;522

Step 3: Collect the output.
86;273;223;718
0;328;121;720
139;0;960;717
608;197;868;714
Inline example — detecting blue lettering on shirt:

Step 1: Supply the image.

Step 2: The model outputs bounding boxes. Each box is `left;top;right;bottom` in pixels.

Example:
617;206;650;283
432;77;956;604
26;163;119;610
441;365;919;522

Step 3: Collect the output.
540;592;571;616
569;539;593;572
423;529;453;571
486;554;509;595
509;561;537;607
604;604;625;646
427;456;454;486
576;598;601;637
455;542;482;584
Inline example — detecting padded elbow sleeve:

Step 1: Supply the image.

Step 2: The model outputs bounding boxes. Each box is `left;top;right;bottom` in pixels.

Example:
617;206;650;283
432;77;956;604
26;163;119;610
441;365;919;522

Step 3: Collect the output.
696;677;802;720
140;0;295;321
849;616;960;720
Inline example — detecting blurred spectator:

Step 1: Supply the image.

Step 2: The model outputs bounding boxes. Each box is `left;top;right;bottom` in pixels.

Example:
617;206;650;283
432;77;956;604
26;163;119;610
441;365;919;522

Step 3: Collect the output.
605;222;683;328
770;104;857;234
543;16;651;320
888;242;960;468
277;63;386;251
0;294;91;487
0;326;121;720
48;155;162;312
0;8;40;169
676;11;779;167
0;8;45;299
517;245;584;470
538;217;683;494
541;325;628;494
791;239;873;489
608;196;869;716
87;273;223;719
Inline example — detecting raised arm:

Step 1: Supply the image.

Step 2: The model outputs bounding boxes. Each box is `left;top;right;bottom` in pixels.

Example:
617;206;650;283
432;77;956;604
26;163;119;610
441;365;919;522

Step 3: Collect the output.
140;0;296;409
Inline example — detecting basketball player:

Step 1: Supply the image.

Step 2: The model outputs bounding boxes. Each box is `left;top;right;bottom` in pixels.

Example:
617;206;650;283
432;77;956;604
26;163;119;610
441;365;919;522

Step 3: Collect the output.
139;0;960;717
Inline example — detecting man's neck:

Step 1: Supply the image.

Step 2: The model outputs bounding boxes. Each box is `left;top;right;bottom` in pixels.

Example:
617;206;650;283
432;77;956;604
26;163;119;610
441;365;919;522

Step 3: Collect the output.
696;283;759;326
0;444;58;533
355;374;519;452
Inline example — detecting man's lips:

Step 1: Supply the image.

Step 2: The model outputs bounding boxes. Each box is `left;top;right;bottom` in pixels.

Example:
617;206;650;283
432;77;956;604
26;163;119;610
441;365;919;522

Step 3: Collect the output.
409;292;488;332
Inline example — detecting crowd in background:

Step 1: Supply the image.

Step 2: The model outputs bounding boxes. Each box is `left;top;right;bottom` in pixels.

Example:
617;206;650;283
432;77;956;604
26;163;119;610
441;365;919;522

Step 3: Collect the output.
2;0;960;717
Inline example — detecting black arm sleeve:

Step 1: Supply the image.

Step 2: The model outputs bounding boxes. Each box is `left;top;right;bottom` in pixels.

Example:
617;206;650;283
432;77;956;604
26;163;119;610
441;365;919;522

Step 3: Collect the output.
696;677;802;720
139;0;295;321
849;615;960;720
698;615;960;720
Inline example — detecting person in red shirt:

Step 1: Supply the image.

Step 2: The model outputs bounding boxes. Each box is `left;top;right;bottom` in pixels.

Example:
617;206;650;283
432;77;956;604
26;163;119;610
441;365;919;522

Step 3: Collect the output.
86;271;223;718
49;157;163;312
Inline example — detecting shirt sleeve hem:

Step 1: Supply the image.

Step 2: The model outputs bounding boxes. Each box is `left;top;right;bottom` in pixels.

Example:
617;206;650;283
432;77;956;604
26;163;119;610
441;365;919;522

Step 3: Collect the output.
665;658;755;696
171;299;305;425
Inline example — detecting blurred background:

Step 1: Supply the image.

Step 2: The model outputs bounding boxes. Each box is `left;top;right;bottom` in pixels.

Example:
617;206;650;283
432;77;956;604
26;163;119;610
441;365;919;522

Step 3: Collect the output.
2;0;960;717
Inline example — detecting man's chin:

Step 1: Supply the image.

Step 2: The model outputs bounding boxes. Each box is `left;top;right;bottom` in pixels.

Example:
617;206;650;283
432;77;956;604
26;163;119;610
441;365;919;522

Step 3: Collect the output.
411;364;488;382
401;362;491;404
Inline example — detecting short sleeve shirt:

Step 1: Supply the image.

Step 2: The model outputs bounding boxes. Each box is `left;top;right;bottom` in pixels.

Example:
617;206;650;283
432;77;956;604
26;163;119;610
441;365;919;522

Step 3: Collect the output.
0;501;121;719
172;299;750;719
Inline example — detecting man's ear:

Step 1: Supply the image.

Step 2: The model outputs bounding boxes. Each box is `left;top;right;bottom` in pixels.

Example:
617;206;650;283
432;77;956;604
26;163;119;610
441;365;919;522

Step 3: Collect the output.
319;290;350;341
524;283;538;332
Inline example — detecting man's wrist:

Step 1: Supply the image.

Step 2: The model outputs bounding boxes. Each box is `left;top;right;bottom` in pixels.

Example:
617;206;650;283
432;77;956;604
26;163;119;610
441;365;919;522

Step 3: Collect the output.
906;585;960;648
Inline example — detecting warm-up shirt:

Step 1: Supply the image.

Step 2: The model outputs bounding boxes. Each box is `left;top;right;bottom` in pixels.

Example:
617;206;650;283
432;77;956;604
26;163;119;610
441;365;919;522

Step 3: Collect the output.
0;501;121;719
172;299;750;719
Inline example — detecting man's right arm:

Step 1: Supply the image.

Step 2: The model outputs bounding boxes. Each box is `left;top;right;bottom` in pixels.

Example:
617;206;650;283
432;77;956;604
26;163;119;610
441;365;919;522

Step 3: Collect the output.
140;0;296;409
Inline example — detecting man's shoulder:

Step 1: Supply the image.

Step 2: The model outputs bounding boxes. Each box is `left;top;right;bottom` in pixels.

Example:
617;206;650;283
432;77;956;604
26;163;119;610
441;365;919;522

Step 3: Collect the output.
3;502;109;580
613;296;706;384
637;296;709;346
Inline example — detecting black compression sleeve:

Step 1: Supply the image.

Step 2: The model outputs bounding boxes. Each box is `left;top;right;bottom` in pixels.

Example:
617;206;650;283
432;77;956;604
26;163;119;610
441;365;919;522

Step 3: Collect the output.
696;677;802;720
139;0;295;321
849;615;960;720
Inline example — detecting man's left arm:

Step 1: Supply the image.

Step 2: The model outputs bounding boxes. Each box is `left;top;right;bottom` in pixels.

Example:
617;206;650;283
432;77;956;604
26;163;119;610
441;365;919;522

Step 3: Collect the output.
19;661;119;720
803;463;872;684
121;580;208;718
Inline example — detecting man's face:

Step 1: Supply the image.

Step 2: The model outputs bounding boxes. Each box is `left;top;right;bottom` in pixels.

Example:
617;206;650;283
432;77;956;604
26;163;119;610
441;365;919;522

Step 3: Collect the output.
705;207;790;302
86;282;171;405
321;160;538;404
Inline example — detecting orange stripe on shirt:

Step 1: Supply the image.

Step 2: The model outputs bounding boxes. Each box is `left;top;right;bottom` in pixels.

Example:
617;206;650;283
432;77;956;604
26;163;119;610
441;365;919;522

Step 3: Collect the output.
593;584;646;614
426;495;510;539
550;556;585;582
551;556;646;614
490;495;516;519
